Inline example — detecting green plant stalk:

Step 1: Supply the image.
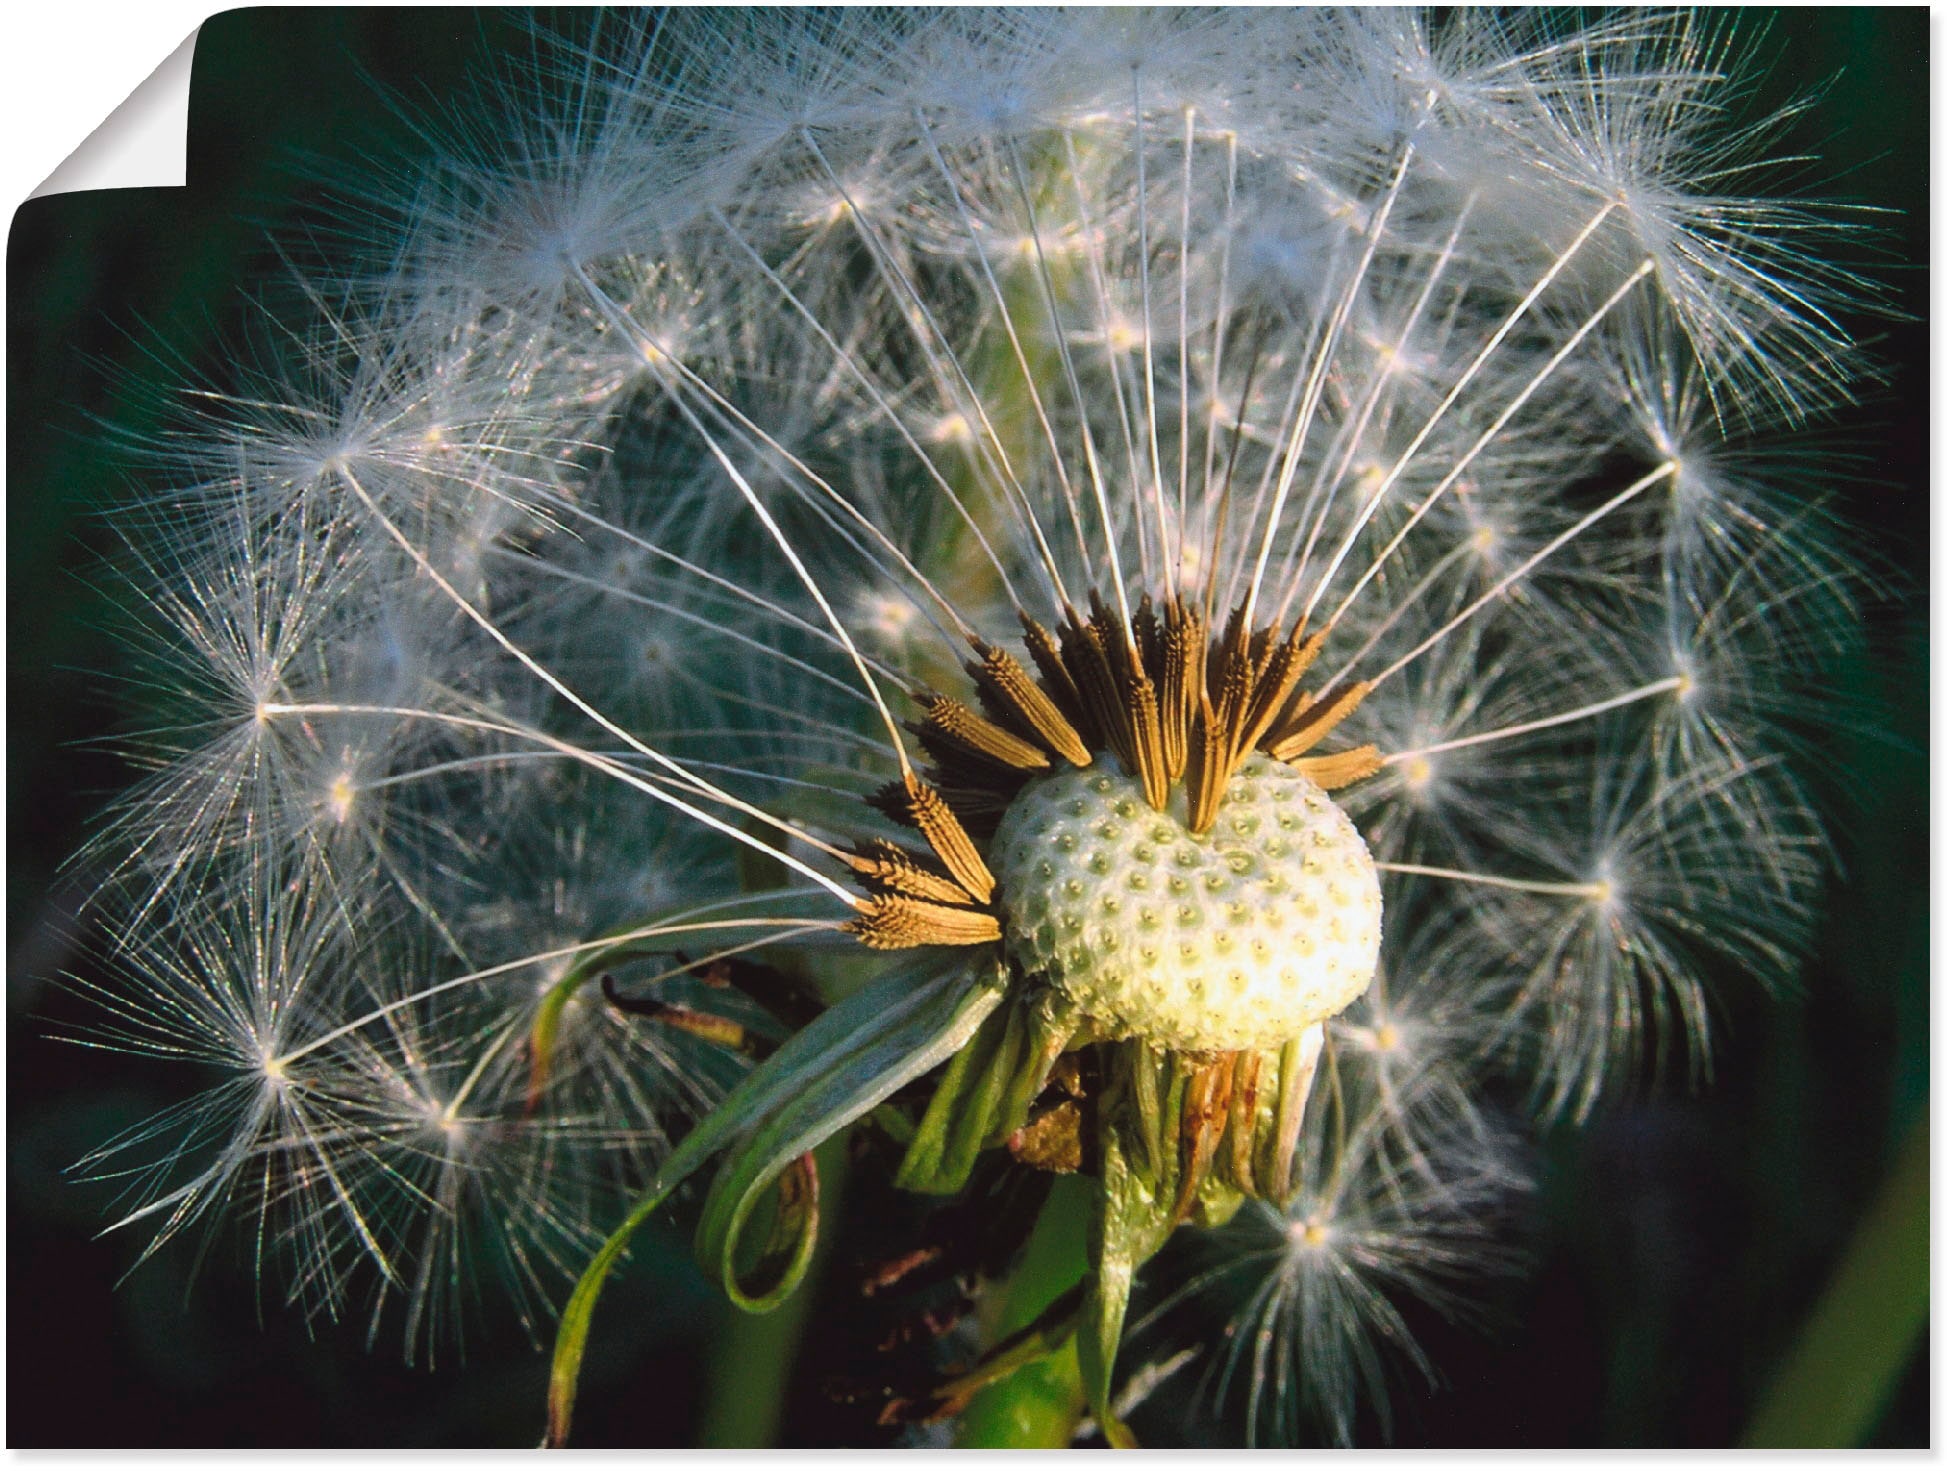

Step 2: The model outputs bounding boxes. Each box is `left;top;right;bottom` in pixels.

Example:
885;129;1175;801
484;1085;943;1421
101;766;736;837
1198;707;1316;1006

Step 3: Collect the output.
1741;1117;1928;1448
696;1132;851;1447
955;1174;1095;1447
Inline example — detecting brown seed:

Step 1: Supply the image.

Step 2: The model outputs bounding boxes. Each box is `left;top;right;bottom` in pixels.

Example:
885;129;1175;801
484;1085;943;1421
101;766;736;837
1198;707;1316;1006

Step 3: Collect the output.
848;894;1002;949
843;841;976;906
1267;679;1371;760
921;694;1052;771
971;642;1091;766
904;775;997;904
1289;744;1383;790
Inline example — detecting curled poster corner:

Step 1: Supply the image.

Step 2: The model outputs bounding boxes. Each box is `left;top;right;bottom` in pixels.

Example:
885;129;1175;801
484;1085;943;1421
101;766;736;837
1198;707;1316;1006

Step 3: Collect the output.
31;29;198;198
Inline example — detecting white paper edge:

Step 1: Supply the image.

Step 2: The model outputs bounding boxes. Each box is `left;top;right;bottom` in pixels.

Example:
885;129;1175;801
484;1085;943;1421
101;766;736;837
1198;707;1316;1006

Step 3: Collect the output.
4;7;210;208
30;29;198;198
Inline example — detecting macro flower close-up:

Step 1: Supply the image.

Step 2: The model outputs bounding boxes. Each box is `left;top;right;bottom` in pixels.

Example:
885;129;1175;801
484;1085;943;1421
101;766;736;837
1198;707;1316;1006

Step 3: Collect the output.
9;7;1926;1451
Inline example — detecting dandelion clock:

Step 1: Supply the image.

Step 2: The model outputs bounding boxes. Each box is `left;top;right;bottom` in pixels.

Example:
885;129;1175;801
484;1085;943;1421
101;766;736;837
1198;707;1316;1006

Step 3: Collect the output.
15;7;1922;1450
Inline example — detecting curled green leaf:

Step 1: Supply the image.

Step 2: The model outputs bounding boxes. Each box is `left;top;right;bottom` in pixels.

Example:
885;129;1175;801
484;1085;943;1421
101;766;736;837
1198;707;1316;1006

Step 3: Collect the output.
547;958;1006;1444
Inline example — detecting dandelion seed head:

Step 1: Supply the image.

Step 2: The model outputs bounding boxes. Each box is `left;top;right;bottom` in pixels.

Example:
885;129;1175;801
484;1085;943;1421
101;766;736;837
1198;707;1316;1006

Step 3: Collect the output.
66;5;1880;1443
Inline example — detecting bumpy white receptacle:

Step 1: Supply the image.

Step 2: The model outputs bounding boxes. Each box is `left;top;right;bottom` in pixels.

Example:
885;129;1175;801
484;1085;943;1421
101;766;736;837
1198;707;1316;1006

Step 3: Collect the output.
989;754;1381;1054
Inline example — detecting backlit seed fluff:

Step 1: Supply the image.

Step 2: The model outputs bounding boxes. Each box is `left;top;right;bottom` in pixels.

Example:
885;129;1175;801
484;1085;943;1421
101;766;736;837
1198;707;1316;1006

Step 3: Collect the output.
69;8;1876;1448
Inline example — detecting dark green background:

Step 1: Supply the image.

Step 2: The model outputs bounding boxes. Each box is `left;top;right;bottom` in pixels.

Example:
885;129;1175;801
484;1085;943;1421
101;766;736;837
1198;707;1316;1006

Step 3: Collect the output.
8;8;1927;1448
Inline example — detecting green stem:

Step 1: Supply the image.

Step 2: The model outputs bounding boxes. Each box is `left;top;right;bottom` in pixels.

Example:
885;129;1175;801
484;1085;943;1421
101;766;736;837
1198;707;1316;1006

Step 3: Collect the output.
695;1132;850;1448
955;1174;1095;1447
1740;1117;1928;1448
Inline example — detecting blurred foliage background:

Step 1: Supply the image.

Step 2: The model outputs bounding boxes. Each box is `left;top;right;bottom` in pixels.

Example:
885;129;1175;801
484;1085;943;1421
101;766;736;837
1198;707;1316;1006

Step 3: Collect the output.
7;8;1927;1448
